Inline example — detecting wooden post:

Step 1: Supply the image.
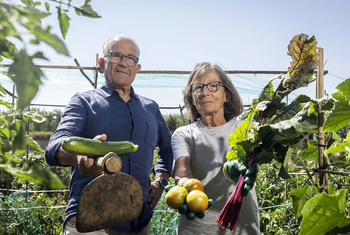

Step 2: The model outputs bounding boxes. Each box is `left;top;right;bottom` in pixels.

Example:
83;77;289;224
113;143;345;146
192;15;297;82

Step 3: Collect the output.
316;47;326;191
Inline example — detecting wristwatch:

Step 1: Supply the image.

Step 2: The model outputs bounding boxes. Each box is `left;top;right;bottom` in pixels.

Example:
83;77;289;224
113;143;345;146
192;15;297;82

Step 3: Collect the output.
155;177;169;188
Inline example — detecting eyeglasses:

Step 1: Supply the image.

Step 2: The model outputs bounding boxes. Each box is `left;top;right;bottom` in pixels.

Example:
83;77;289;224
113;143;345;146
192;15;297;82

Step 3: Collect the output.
190;81;224;94
106;52;139;67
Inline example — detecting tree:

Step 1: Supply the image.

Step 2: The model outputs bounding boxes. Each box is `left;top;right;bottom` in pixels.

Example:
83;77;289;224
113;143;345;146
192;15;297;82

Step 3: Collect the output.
0;0;100;188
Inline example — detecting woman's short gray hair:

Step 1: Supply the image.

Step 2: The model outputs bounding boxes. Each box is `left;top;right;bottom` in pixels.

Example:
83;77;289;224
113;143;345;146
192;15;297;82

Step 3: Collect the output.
183;62;243;121
102;35;140;57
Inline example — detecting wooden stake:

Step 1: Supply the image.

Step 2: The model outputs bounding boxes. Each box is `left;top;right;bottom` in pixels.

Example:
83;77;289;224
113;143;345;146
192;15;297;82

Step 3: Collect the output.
316;47;326;191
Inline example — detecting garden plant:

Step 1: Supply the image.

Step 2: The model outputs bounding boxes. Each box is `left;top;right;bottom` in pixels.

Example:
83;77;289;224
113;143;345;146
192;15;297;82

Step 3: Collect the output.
1;1;350;234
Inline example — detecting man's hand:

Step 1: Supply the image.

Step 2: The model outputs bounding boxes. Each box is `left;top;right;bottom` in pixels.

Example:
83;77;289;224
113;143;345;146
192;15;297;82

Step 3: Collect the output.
147;181;164;210
148;172;170;210
77;134;107;177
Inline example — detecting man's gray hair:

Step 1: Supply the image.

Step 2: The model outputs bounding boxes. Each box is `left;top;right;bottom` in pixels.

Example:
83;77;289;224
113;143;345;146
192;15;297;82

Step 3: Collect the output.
102;35;140;57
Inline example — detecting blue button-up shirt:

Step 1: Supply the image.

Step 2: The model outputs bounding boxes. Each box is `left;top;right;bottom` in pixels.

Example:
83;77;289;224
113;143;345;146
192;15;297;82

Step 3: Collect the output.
45;83;173;233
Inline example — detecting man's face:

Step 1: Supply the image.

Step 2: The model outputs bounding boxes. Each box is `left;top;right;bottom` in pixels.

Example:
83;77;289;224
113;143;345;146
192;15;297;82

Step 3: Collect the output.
104;39;141;90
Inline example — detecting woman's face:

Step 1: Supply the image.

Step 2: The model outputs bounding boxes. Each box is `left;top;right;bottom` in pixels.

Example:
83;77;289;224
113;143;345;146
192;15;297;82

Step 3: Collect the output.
191;70;227;118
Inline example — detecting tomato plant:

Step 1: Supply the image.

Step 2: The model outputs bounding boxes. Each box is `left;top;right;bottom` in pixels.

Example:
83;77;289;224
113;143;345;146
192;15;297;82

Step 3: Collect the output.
0;0;100;188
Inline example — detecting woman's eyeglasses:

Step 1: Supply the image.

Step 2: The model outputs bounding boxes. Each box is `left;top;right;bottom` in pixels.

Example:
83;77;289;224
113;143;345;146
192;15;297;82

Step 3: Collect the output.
190;81;224;94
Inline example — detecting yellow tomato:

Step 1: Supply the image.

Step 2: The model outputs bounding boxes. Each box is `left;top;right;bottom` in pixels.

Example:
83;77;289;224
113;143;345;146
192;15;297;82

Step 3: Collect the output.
165;186;188;209
186;190;209;213
183;178;204;192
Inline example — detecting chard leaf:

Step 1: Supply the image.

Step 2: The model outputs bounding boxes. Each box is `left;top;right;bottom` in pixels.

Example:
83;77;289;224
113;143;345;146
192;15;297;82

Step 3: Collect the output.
300;190;350;235
227;118;253;160
228;118;251;146
273;94;310;123
258;80;274;102
255;146;274;164
278;146;294;179
270;102;318;138
286;34;318;88
274;34;318;99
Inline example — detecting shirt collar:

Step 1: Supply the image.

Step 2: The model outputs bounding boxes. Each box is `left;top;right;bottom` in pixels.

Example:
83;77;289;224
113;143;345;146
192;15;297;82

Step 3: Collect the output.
99;83;139;100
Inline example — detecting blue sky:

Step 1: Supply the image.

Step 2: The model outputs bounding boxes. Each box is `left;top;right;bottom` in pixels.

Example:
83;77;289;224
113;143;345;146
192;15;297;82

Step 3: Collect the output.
3;0;350;113
41;0;350;79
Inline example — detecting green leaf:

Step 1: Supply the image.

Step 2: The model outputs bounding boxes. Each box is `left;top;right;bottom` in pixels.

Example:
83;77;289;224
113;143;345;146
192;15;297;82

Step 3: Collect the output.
270;102;318;138
26;135;43;152
74;0;101;18
278;146;294;179
8;50;44;110
258;80;274;102
301;140;319;161
56;6;70;39
289;184;318;219
29;24;69;56
23;110;46;123
45;2;50;11
255;146;275;164
300;190;350;235
336;77;350;101
0;164;64;189
325;131;350;157
324;78;350;132
12;121;26;152
0;127;11;139
273;94;310;124
286;34;318;87
0;100;13;109
227;118;253;160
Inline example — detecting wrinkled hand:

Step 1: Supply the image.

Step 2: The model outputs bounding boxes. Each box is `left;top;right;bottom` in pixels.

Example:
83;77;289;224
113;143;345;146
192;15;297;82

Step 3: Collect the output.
77;134;106;177
224;159;258;196
148;181;164;210
77;155;103;177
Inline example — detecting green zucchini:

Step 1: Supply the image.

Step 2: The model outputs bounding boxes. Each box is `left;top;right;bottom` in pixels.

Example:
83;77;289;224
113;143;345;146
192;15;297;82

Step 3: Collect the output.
62;136;138;156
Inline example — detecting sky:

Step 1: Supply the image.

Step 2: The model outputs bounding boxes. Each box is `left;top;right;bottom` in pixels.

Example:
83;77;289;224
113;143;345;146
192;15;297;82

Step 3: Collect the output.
2;0;350;114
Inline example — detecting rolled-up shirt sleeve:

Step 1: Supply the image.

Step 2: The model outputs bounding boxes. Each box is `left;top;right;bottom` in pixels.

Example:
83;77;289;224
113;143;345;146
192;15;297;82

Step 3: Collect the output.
45;93;87;166
152;108;174;174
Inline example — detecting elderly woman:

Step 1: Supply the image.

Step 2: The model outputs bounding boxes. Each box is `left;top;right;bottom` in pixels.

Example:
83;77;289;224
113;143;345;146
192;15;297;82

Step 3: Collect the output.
171;62;260;234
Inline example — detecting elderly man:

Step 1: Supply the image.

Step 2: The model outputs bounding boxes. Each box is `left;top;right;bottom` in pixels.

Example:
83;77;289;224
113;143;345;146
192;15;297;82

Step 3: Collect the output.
45;35;173;234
